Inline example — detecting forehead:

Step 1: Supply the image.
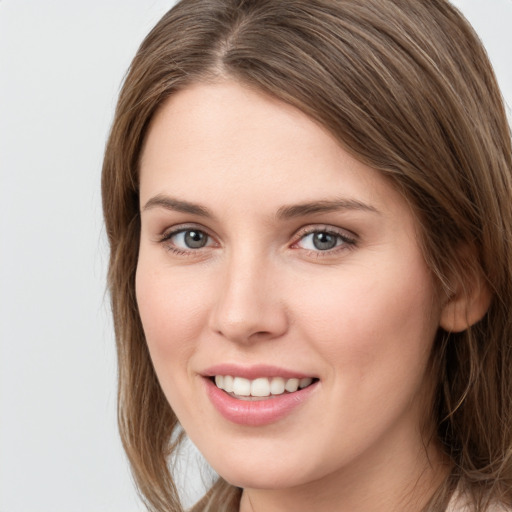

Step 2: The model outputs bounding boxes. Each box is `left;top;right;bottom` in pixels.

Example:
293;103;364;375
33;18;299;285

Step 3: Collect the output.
138;80;411;225
140;80;349;178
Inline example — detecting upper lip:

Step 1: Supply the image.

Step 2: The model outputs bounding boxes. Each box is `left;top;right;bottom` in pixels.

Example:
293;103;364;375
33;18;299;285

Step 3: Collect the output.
201;363;316;380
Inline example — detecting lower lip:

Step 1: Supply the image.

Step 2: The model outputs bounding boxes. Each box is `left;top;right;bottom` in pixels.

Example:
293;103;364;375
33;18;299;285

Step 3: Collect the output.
203;377;318;427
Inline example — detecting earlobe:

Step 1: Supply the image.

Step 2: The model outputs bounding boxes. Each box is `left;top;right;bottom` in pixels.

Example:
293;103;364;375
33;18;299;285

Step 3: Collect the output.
439;268;492;333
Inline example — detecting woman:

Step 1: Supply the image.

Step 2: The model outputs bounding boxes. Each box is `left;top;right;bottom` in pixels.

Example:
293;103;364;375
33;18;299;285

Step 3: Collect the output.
102;0;512;510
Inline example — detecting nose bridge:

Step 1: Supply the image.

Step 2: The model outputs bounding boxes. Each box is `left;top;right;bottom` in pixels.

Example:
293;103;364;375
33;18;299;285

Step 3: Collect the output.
209;245;288;343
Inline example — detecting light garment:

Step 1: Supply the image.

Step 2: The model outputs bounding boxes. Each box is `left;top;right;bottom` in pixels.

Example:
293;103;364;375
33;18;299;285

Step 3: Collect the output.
446;491;510;512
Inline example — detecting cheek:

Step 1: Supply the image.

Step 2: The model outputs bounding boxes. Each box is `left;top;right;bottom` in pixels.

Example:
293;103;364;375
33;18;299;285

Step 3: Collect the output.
284;262;440;465
135;260;218;428
293;259;439;384
135;261;209;371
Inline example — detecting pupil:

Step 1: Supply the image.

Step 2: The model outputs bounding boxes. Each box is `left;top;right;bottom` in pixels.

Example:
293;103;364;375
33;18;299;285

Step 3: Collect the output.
313;232;337;250
185;230;206;248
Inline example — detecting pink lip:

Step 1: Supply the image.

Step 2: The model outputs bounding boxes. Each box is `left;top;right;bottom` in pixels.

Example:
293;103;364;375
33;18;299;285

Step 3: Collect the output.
202;376;319;427
202;363;315;380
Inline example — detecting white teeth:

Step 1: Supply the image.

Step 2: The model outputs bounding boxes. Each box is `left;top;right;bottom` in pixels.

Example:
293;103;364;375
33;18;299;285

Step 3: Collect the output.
270;377;285;395
214;375;315;397
285;378;299;392
299;377;313;389
223;375;234;393
251;378;270;397
232;377;251;396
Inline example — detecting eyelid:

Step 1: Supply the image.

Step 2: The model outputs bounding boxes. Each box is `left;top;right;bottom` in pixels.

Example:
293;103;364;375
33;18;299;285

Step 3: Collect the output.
155;223;357;256
293;224;357;242
159;222;211;239
291;224;358;252
158;223;218;252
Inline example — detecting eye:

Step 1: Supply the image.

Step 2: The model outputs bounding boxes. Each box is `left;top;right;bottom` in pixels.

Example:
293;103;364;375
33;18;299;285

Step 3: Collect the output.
161;228;213;251
295;228;356;252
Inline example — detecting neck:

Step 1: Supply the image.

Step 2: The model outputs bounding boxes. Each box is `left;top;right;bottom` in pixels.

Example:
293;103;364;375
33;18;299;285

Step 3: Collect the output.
239;438;450;512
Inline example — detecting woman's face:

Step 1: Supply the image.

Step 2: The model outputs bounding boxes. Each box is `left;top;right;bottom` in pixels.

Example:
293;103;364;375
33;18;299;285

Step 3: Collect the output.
136;81;443;492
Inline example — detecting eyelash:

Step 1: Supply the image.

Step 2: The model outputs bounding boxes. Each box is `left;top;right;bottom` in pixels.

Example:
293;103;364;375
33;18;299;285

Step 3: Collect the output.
158;225;216;256
292;226;357;257
158;225;357;257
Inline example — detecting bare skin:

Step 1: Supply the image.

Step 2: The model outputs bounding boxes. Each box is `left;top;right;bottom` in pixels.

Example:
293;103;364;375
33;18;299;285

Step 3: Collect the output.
137;80;453;512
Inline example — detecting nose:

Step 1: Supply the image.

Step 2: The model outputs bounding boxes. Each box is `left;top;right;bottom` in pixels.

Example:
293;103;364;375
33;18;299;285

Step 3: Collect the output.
208;250;289;344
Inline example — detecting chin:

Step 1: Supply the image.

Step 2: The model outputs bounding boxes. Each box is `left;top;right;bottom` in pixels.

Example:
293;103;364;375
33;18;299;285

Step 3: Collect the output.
220;467;304;490
203;448;324;491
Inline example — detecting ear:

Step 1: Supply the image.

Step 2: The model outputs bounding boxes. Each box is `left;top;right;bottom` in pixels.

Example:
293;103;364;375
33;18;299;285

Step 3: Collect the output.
439;255;492;333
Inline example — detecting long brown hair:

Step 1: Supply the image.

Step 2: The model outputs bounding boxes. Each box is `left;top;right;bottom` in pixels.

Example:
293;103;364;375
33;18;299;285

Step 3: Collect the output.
102;1;512;510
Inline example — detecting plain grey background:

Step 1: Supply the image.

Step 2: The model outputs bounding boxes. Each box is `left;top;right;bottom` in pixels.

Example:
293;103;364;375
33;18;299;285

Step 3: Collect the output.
1;1;511;511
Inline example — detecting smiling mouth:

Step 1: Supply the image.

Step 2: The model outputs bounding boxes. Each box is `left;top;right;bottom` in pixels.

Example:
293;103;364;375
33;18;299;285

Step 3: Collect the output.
211;375;318;400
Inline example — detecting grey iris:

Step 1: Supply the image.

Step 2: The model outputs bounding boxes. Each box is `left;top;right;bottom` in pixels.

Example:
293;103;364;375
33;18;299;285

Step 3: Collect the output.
313;232;337;250
185;230;207;248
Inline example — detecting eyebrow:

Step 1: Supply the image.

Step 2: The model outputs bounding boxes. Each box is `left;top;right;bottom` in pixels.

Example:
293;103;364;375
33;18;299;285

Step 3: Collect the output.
142;195;213;217
141;195;380;219
276;199;380;219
